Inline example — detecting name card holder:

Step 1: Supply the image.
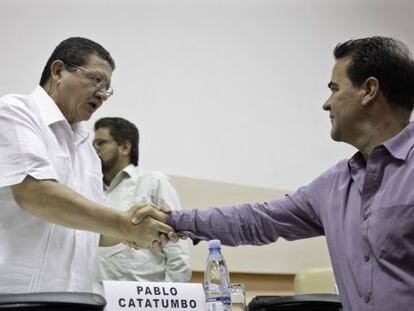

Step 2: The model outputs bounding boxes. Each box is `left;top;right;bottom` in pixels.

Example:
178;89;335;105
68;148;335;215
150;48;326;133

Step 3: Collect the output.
103;280;207;311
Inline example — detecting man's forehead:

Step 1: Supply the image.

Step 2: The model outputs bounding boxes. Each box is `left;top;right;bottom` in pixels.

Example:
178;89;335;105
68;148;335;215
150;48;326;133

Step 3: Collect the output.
83;54;112;72
331;57;351;79
95;127;112;138
334;57;351;71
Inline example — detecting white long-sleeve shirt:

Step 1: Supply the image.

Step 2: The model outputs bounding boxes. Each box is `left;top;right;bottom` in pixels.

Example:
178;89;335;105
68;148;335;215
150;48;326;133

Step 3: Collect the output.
94;165;191;294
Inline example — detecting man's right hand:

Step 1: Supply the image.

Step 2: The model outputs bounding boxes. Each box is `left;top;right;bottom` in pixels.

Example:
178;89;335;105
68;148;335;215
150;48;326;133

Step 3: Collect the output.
120;203;172;248
130;202;170;224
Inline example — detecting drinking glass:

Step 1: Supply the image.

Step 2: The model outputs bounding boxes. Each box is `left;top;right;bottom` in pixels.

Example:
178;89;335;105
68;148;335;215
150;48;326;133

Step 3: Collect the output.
230;283;246;311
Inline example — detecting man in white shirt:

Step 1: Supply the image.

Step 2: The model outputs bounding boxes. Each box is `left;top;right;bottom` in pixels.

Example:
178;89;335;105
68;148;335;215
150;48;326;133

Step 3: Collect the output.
93;117;192;294
0;37;171;293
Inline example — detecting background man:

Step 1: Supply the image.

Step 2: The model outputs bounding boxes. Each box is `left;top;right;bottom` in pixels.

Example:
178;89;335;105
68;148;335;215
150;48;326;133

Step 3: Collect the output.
93;117;191;294
163;36;414;310
0;37;169;293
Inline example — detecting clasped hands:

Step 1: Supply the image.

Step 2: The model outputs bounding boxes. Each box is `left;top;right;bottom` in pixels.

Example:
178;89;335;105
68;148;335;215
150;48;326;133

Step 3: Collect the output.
120;203;182;250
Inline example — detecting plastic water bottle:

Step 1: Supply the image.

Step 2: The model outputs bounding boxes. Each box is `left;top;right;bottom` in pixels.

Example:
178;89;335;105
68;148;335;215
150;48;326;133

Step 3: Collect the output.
204;239;231;311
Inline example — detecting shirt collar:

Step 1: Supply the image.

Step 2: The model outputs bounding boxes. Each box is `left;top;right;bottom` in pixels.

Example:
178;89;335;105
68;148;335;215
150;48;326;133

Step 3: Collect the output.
104;164;137;192
31;85;66;126
383;121;414;161
72;122;90;145
31;85;90;144
349;121;414;168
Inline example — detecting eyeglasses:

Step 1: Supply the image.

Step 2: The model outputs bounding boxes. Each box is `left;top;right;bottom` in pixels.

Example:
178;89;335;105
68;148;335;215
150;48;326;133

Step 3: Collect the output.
66;63;114;98
93;138;115;149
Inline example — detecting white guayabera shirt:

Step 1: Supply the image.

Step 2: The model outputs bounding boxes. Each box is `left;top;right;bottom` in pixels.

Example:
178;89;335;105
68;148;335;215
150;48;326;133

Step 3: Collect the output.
0;86;104;293
94;165;191;295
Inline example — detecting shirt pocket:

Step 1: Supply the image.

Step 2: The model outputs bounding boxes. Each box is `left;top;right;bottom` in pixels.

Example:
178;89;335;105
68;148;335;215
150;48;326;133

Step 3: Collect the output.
82;169;103;203
50;153;70;183
371;204;414;264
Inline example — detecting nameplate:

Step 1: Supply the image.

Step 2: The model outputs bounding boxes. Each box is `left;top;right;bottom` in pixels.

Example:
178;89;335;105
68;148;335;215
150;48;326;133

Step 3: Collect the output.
103;280;207;311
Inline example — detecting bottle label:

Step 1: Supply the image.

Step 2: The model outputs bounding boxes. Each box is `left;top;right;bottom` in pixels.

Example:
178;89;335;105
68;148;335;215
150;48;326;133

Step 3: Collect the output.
206;301;225;311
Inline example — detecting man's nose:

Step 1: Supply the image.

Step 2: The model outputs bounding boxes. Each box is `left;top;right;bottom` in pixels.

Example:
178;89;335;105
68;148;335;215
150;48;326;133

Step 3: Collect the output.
322;99;330;111
95;89;108;102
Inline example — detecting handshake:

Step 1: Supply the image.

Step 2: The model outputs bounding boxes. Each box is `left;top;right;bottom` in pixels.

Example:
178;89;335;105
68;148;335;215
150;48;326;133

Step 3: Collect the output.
113;203;182;250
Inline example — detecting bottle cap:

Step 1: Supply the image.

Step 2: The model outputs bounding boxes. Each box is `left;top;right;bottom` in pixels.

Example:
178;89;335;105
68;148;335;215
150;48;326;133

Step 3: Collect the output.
208;239;221;249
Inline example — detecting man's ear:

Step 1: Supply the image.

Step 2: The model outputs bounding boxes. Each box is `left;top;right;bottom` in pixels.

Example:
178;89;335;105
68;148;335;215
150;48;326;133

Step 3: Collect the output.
50;60;65;83
120;141;132;156
361;76;380;106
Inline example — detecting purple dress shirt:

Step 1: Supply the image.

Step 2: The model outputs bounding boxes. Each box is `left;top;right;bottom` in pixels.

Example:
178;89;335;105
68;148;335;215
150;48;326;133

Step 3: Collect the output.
168;122;414;311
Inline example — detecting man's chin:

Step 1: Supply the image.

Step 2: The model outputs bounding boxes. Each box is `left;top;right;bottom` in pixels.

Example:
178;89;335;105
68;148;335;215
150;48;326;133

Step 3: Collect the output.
331;135;340;142
330;129;341;142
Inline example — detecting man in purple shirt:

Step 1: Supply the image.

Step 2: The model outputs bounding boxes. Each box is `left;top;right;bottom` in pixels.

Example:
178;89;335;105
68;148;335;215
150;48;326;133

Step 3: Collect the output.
160;37;414;310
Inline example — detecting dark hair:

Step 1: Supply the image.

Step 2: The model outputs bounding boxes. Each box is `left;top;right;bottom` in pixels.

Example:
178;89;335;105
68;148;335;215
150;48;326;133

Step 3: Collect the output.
94;117;139;166
40;37;115;86
334;36;414;111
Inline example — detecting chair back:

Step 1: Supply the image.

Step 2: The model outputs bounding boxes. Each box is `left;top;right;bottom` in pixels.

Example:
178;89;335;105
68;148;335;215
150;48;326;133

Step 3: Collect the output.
0;292;106;311
294;267;336;294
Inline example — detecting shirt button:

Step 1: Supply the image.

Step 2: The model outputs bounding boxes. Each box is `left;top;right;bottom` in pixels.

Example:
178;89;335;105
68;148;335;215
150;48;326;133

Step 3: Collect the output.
364;295;371;303
364;253;370;262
